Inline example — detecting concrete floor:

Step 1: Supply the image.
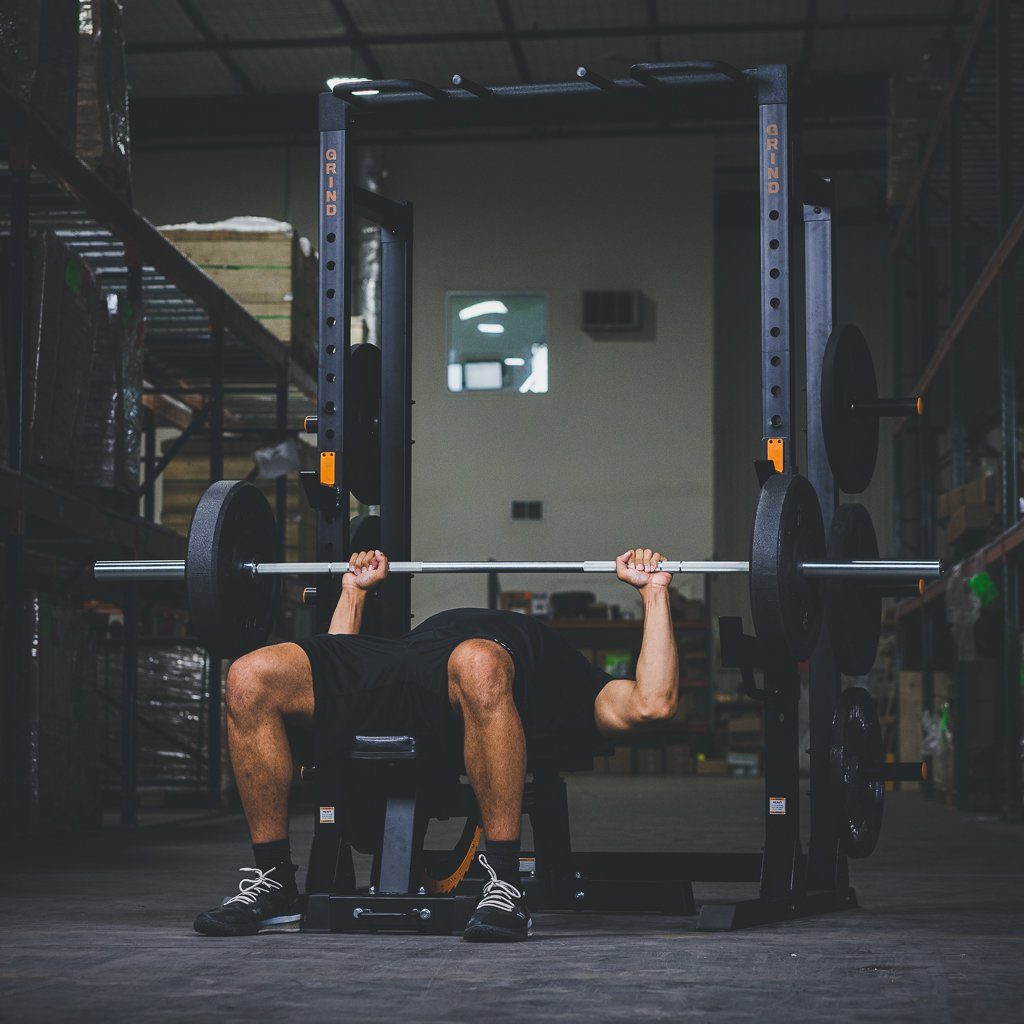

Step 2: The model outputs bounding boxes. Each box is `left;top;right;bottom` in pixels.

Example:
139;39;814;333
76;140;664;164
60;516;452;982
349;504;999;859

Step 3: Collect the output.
1;777;1022;1022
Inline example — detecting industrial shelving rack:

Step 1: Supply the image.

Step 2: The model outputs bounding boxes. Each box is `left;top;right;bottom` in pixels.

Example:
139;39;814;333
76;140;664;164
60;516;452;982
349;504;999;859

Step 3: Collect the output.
890;0;1023;817
0;81;315;832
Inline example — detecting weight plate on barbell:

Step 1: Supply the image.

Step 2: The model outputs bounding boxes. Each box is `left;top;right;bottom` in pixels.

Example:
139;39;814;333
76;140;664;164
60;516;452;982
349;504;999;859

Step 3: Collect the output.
346;343;381;505
186;480;281;658
829;686;884;858
349;512;381;553
750;473;826;663
826;504;882;676
821;324;879;495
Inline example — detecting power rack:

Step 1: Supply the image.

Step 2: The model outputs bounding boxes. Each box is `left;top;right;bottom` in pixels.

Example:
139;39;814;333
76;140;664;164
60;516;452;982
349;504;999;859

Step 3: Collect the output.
305;60;865;930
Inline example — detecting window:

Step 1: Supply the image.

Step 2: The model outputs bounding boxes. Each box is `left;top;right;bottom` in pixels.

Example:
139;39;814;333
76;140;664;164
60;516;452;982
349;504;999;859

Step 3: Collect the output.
446;292;548;394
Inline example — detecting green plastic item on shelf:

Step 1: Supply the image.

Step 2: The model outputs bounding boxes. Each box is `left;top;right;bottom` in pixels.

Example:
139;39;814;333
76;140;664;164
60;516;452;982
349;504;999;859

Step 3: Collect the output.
969;570;999;606
939;703;951;737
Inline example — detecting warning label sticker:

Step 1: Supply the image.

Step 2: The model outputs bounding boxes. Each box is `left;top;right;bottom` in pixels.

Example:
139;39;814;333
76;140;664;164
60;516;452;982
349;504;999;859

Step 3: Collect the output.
319;806;336;824
768;796;787;815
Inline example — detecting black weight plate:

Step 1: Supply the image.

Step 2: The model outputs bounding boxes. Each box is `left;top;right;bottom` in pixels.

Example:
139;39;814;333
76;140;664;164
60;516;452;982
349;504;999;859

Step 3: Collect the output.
821;324;879;494
345;343;381;504
186;480;281;658
348;512;381;553
750;473;826;662
826;504;882;676
829;686;884;858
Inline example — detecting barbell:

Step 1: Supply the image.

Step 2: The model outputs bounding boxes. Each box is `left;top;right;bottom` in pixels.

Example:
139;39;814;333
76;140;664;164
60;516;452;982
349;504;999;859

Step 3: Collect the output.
94;475;941;662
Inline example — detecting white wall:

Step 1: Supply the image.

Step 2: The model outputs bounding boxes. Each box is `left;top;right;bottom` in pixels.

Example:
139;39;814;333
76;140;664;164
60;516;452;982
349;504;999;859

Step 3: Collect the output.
133;135;716;623
383;136;715;621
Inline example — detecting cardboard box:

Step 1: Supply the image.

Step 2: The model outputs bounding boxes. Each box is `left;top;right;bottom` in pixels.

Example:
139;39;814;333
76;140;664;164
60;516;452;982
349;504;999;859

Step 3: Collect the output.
946;502;995;544
898;671;923;764
160;437;316;559
727;713;762;735
696;757;728;776
664;744;693;776
600;745;633;775
159;218;318;365
635;746;665;776
937;475;999;523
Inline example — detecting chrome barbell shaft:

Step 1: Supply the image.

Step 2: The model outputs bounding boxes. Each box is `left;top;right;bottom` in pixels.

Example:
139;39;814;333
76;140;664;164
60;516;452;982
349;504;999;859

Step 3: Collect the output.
250;559;750;576
94;558;942;582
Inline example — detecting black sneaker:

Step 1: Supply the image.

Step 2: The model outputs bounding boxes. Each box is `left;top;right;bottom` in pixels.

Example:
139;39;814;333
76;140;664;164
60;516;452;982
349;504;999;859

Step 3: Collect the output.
193;866;302;937
462;854;532;943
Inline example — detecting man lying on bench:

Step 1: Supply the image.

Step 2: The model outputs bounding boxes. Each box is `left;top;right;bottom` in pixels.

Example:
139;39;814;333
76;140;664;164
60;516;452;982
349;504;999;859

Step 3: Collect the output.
194;547;678;942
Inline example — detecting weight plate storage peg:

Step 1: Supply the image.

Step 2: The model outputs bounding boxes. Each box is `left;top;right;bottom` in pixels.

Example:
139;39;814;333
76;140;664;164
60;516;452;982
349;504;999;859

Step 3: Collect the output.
345;343;382;504
749;473;826;663
825;504;882;676
821;324;923;495
186;480;281;658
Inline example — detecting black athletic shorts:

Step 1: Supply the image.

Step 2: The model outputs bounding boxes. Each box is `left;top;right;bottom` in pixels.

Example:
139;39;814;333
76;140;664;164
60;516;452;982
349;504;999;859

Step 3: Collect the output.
295;608;613;766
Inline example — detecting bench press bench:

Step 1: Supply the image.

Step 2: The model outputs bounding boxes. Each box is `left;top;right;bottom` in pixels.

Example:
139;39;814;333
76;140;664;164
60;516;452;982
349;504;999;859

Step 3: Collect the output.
302;732;697;934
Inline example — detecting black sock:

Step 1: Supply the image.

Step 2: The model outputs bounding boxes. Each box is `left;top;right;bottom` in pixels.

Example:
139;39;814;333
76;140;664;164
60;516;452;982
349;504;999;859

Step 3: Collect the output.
253;838;296;890
484;837;522;889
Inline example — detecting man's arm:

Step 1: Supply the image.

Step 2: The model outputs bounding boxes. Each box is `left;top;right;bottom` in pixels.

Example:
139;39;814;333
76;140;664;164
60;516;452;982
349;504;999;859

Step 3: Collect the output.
594;548;679;734
328;550;389;635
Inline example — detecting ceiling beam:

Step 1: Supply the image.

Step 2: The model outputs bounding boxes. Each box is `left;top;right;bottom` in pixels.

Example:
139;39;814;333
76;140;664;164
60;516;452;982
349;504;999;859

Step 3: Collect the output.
494;0;530;84
127;13;974;56
175;0;256;94
328;0;383;79
129;72;890;150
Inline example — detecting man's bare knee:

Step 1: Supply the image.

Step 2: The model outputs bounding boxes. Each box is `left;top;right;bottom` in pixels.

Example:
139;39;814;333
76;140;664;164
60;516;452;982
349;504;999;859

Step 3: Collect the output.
449;640;514;715
225;652;276;721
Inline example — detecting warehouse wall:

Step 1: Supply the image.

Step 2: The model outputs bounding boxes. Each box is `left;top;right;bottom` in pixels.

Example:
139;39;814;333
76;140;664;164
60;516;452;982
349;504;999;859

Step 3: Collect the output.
383;136;715;620
135;136;716;622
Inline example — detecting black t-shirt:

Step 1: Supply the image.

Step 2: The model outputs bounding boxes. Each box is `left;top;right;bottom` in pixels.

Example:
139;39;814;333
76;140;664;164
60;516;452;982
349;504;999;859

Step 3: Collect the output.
408;608;614;740
298;607;613;752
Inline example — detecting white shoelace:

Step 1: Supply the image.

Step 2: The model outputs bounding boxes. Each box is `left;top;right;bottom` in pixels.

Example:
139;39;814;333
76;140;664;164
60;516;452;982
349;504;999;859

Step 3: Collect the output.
476;854;524;913
223;866;284;907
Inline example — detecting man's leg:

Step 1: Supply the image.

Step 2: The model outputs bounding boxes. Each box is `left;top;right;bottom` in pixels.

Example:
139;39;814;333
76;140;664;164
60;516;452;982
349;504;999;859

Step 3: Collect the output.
194;642;313;936
225;642;314;843
448;639;525;842
449;639;533;942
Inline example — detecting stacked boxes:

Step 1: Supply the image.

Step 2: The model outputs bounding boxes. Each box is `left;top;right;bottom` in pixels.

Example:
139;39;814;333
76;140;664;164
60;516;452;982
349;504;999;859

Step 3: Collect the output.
74;292;142;500
99;642;210;795
75;0;132;199
0;0;80;148
936;475;999;546
159;218;318;370
21;230;140;499
24;232;100;479
159;437;315;560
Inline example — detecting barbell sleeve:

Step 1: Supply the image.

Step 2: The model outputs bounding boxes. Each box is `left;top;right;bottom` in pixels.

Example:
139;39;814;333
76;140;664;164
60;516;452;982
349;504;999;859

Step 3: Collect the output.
799;560;940;579
850;396;923;418
95;557;943;582
94;560;187;581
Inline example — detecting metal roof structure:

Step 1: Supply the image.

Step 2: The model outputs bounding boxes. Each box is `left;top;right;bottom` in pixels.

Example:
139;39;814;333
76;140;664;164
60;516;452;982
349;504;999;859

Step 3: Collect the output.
123;1;977;147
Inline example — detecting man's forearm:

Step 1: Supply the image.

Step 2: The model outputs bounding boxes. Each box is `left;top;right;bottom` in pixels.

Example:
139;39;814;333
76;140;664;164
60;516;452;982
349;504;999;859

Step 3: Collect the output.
632;587;679;720
329;588;365;635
